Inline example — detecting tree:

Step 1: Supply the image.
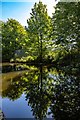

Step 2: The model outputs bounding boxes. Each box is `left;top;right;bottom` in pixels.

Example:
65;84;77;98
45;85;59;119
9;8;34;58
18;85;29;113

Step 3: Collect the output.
49;3;80;119
26;1;53;61
51;2;80;63
52;2;80;48
2;19;27;62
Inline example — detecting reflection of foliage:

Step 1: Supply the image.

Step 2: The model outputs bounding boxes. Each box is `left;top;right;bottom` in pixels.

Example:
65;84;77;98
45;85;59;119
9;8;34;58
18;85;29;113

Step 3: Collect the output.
49;68;80;120
1;1;80;120
48;2;80;119
25;88;50;120
22;66;51;119
2;75;27;101
2;65;80;119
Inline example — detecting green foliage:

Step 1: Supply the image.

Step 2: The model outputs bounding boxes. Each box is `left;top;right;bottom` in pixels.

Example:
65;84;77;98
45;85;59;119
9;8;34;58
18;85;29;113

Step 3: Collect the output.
51;2;80;65
2;64;80;119
2;19;27;62
52;2;80;51
1;2;80;64
1;2;80;120
26;1;53;60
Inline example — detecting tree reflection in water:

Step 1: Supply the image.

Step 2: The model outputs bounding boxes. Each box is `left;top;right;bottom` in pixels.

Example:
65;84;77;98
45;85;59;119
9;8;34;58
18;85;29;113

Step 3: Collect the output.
49;68;80;120
2;64;80;120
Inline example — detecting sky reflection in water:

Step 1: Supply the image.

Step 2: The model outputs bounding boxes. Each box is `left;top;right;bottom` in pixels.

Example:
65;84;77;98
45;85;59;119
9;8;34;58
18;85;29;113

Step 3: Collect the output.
0;64;80;119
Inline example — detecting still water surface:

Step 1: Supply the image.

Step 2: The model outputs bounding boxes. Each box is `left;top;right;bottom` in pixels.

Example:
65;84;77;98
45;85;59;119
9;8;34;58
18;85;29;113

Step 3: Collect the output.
0;63;80;120
0;64;53;119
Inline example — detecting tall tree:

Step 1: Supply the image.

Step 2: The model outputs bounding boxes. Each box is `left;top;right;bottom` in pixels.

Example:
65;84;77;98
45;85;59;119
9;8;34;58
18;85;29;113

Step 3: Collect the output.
2;19;27;62
51;2;80;64
26;1;53;61
52;2;80;51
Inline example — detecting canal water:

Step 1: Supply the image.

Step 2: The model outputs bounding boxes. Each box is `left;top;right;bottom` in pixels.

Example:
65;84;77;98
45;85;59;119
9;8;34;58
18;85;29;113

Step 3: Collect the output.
0;63;80;120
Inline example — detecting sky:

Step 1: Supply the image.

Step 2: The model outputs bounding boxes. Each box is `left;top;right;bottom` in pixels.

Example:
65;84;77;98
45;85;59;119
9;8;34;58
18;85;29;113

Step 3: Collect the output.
1;0;59;26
